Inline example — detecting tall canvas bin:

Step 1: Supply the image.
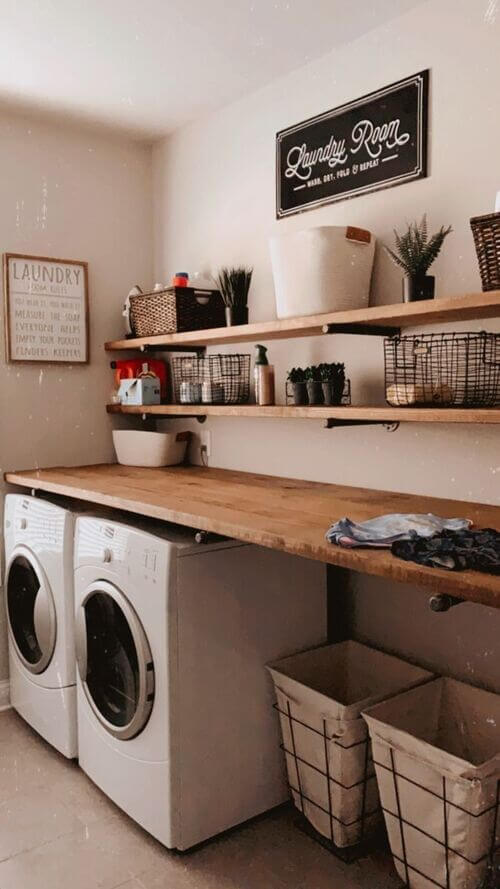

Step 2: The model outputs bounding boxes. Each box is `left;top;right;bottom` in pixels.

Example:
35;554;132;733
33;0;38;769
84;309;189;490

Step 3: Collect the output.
269;225;375;319
363;678;500;889
267;641;433;848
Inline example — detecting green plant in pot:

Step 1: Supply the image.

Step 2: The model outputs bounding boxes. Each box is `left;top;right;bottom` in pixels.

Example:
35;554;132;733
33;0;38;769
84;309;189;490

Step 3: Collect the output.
305;365;323;405
385;215;453;303
319;362;345;405
215;267;252;326
287;367;307;405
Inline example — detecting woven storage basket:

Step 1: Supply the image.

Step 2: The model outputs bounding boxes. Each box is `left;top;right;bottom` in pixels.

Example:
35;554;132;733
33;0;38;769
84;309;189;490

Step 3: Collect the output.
470;212;500;292
129;287;225;337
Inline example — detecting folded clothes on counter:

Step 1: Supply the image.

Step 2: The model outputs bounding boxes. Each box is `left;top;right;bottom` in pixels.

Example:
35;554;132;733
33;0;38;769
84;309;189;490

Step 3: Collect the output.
325;513;472;548
392;528;500;574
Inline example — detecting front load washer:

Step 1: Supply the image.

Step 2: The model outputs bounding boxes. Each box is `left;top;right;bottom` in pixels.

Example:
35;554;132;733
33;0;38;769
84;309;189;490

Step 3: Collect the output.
74;515;326;850
4;494;78;757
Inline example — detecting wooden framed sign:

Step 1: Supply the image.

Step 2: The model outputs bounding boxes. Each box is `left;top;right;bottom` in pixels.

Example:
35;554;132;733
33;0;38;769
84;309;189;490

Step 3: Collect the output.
276;70;429;218
3;253;89;363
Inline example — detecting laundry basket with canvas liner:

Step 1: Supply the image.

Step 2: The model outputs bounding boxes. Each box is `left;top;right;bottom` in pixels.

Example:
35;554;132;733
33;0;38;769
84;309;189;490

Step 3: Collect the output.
363;677;500;889
267;641;433;851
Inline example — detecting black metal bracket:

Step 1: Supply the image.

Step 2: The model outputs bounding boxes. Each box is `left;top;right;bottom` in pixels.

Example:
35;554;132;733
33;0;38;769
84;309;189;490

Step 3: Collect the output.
141;412;207;423
324;419;400;432
139;344;207;356
428;594;465;613
322;323;400;337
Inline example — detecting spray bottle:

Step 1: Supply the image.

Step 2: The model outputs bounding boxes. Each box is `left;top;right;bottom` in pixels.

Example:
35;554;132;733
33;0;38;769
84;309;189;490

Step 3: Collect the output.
254;344;275;406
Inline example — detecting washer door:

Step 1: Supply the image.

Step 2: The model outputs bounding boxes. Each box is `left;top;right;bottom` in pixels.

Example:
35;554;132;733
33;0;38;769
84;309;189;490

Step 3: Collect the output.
6;547;57;675
76;580;155;740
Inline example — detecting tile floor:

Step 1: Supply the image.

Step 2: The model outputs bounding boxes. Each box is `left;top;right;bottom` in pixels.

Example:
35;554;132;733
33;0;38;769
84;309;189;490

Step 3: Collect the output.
0;708;401;889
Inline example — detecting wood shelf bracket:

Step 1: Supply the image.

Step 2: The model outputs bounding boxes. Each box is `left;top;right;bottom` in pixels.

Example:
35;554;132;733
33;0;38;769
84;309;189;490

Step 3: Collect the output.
324;419;400;432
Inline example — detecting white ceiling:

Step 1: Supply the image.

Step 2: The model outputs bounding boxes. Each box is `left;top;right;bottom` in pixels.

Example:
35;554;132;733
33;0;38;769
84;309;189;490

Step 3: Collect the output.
0;0;423;140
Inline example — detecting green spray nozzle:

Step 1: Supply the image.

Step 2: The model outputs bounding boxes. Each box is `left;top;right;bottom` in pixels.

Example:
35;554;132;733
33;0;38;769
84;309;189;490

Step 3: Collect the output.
254;344;269;365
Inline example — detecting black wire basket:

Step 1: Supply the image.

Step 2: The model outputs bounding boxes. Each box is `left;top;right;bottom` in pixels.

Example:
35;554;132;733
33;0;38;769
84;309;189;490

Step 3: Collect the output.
384;332;500;407
171;354;250;405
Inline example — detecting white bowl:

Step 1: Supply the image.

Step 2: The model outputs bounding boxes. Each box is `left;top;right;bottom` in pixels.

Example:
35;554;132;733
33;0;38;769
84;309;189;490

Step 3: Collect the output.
112;429;189;467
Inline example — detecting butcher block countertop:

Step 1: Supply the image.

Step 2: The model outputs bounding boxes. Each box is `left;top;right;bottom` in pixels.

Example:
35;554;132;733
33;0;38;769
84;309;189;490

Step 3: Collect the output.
5;464;500;609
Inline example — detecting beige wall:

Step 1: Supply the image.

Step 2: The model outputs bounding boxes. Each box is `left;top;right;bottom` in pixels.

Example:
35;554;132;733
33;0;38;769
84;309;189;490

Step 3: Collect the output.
152;0;500;690
0;112;153;680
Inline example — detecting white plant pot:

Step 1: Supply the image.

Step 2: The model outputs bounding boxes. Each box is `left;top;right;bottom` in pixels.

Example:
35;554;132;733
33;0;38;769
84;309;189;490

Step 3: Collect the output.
269;225;376;319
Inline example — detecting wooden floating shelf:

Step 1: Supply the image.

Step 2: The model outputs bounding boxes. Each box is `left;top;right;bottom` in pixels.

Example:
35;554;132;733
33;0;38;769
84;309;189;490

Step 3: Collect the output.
107;403;500;425
105;291;500;351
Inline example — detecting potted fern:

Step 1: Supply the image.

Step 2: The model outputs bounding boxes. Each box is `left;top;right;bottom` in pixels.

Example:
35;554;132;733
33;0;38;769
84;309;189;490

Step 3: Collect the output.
385;215;452;302
215;267;252;326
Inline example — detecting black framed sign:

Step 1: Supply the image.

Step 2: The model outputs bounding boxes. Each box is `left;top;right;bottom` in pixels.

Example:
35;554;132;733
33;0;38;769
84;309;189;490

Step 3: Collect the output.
276;70;429;218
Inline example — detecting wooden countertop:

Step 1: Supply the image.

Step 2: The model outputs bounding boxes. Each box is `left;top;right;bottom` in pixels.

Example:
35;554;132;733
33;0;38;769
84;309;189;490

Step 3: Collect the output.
5;464;500;609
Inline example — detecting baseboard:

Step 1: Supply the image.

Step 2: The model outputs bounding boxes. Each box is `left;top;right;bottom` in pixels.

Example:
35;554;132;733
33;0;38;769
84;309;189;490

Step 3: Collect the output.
0;680;11;711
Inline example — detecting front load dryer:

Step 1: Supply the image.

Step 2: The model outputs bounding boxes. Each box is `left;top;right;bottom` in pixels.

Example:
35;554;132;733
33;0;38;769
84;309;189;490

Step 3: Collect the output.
74;515;326;850
4;494;78;757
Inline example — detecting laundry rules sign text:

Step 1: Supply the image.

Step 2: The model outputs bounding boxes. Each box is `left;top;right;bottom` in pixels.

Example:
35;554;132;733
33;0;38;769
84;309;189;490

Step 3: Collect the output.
276;70;428;218
4;253;89;362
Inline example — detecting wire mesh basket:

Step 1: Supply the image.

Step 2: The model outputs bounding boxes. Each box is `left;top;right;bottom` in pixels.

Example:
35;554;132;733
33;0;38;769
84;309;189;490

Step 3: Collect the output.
171;354;251;405
384;332;500;407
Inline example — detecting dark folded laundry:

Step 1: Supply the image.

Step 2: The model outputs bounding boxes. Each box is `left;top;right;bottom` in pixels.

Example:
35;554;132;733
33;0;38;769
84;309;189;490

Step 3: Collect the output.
391;528;500;574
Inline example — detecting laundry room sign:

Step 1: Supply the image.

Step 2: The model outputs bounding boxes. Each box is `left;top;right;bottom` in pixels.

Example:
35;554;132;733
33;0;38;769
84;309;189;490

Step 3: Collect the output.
276;70;429;218
3;253;89;363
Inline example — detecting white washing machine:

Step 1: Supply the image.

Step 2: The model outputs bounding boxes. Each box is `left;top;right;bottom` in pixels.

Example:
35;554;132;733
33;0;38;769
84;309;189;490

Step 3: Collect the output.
4;494;78;758
74;515;326;850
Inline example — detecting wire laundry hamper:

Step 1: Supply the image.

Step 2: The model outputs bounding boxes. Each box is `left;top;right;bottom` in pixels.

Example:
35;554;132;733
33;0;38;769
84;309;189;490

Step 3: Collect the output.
171;354;251;404
384;332;500;407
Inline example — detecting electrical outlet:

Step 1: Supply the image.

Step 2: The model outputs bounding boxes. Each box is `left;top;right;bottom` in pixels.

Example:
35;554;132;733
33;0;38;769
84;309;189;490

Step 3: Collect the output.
201;430;212;457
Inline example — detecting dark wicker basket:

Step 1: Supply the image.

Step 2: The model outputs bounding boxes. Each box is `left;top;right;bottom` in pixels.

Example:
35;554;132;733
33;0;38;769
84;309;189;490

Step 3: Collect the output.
384;332;500;407
129;287;225;337
171;354;251;405
470;212;500;292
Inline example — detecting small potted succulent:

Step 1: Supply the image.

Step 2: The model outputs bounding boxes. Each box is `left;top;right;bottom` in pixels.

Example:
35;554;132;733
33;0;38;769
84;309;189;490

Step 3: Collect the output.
319;362;346;405
287;367;307;405
305;365;323;405
385;214;453;303
215;267;252;326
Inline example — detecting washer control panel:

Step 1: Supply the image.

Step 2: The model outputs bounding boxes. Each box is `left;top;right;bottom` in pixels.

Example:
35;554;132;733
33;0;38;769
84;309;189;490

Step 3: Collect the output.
74;517;170;591
4;494;66;553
